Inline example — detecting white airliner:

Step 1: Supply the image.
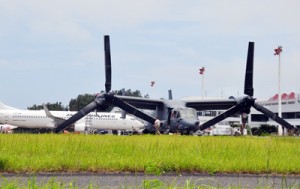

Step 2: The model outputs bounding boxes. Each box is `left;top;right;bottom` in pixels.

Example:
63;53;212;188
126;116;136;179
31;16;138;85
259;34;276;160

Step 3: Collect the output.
0;102;144;132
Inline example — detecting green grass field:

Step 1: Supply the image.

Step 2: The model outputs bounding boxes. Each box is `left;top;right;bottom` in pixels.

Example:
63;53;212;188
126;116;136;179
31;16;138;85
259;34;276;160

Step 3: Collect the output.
0;134;299;174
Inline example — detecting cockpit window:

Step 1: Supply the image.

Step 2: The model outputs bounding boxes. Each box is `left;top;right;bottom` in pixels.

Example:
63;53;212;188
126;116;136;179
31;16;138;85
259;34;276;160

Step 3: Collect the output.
177;108;197;118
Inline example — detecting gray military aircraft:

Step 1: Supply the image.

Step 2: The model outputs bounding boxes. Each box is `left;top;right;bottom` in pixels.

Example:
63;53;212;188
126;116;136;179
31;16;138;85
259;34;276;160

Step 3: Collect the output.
54;35;297;134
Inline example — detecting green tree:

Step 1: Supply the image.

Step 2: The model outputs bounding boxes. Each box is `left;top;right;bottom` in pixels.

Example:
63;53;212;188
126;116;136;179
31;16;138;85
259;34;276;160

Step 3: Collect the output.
27;102;65;111
27;89;145;111
27;104;43;110
115;89;142;97
68;89;143;111
68;94;95;111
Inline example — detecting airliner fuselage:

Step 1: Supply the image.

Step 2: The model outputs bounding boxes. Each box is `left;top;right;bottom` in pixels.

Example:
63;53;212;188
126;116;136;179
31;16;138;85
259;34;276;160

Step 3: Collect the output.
0;108;144;131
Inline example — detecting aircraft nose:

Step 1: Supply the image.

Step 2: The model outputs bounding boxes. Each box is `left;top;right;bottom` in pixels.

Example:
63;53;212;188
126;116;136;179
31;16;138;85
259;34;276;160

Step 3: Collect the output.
179;119;200;131
135;120;144;129
193;122;200;131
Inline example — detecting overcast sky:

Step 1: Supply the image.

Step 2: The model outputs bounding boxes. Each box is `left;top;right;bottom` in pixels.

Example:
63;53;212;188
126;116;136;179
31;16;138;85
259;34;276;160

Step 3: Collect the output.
1;0;300;109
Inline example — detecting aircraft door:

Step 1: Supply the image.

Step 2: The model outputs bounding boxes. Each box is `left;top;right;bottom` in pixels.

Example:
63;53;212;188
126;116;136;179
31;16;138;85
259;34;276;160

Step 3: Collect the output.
0;113;3;123
167;109;172;126
1;113;10;124
169;110;180;132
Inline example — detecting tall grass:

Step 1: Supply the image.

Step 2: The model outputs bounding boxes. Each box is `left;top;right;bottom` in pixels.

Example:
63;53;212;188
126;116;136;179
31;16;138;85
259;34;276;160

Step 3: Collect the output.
0;134;299;174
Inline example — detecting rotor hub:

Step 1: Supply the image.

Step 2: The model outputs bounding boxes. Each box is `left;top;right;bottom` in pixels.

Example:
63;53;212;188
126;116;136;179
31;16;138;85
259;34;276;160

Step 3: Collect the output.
240;96;255;114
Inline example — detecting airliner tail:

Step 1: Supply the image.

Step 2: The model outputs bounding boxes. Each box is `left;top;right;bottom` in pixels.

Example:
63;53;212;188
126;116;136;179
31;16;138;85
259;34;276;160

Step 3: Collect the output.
0;102;19;110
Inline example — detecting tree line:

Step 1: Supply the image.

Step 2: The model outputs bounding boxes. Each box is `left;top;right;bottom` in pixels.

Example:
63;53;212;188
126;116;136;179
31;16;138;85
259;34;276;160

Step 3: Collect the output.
27;89;147;111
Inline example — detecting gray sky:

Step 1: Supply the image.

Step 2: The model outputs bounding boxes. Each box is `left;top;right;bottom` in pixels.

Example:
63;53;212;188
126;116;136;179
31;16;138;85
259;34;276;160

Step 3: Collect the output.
1;0;300;109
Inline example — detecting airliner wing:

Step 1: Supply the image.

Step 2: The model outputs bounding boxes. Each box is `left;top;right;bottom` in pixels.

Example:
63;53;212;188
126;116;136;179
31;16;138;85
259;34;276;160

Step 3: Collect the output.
184;99;237;111
43;104;66;125
115;95;164;110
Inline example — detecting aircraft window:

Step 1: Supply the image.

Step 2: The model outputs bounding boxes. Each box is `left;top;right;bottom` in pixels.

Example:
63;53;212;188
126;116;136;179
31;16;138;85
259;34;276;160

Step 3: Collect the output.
177;112;181;118
178;108;197;118
251;114;268;122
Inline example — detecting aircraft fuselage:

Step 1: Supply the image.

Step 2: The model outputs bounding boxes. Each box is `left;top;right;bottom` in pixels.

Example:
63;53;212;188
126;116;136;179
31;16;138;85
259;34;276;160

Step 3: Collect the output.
0;109;144;131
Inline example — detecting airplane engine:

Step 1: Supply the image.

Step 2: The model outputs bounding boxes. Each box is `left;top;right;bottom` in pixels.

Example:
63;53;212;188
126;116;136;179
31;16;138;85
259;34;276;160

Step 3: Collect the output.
0;124;17;133
74;123;86;132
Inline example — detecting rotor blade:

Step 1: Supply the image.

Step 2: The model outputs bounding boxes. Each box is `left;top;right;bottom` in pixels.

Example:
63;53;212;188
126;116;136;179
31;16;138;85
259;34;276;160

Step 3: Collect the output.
244;42;254;97
120;88;126;119
54;101;99;133
168;89;173;100
252;103;296;130
111;96;156;124
104;35;112;93
200;104;242;131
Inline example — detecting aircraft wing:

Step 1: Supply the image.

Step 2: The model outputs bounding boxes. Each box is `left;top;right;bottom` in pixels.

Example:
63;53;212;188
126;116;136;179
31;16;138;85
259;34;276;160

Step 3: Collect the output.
184;99;237;111
115;95;164;110
43;104;66;125
115;96;237;111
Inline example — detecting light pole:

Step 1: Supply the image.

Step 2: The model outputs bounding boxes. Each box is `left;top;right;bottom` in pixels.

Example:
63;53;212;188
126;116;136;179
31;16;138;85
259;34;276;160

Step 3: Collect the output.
274;46;283;135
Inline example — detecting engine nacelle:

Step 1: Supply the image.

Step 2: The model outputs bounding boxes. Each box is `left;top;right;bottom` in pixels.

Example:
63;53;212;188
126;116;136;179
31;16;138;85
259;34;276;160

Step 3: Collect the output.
74;123;86;132
229;95;250;104
0;124;18;133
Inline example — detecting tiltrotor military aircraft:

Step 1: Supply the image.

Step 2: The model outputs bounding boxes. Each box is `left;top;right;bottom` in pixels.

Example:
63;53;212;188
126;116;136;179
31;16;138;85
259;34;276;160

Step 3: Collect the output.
54;35;297;134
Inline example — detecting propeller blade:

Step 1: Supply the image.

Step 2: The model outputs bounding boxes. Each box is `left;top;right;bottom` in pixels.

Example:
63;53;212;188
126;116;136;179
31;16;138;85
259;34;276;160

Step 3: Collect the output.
252;103;296;130
244;42;254;97
168;89;173;100
200;103;242;131
111;96;156;124
54;101;100;133
104;35;112;93
120;88;127;119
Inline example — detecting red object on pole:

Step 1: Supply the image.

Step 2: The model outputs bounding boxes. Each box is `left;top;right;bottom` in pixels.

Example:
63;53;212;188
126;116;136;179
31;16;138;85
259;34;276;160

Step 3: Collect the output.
150;81;155;87
274;46;282;56
199;67;205;74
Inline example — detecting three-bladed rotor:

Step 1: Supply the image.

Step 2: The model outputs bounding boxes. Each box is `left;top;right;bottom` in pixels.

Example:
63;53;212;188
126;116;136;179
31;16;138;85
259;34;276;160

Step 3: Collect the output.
200;42;297;132
54;36;155;133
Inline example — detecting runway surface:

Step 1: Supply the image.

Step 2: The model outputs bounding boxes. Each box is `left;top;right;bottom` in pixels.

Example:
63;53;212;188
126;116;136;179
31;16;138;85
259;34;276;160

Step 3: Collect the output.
1;173;300;188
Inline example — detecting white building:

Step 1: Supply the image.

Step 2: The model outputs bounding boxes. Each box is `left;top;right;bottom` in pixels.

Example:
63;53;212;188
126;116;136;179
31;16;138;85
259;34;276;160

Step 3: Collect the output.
249;92;300;130
194;92;300;132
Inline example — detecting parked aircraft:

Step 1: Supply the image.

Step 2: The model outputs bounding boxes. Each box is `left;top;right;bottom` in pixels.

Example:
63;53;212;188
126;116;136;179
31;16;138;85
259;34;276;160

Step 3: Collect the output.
0;102;144;132
54;35;298;134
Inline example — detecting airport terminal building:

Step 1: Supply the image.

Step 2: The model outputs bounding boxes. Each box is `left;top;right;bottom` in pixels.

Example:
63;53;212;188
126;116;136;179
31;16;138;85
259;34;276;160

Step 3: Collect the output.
196;92;300;130
249;92;300;129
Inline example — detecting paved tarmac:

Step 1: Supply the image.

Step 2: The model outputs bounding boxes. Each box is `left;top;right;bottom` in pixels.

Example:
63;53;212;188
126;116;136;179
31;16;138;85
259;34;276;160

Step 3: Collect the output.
1;173;300;188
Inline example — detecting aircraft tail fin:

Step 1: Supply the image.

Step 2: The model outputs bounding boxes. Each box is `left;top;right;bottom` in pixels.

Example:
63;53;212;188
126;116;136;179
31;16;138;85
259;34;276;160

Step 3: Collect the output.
0;102;19;110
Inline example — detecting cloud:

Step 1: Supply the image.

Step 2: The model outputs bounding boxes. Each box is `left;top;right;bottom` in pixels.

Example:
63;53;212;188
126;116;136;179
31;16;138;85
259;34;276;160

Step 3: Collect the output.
1;0;300;108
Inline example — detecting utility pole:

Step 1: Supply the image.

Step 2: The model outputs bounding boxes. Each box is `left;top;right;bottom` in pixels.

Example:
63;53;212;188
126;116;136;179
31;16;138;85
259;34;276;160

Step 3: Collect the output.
274;46;283;135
